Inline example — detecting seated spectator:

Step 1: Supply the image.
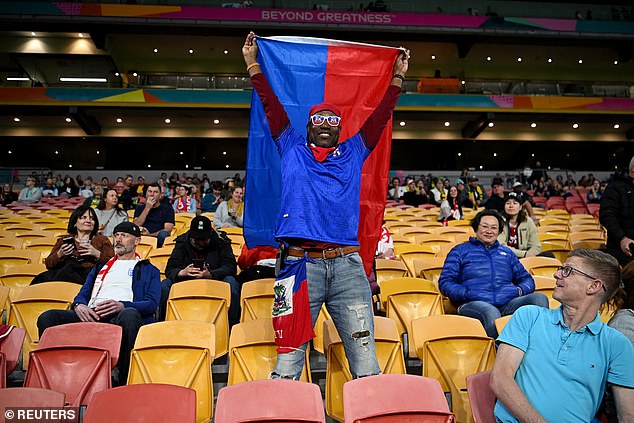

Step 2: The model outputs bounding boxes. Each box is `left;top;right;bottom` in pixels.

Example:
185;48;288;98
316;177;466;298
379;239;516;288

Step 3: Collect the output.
467;176;487;207
236;243;278;284
115;180;133;210
161;216;239;324
438;209;548;337
511;182;536;220
95;188;129;237
498;192;541;258
41;177;59;198
587;179;603;203
60;176;79;198
18;176;42;204
456;178;471;208
32;206;114;285
79;176;95;198
135;176;147;198
430;178;447;206
375;224;395;259
133;183;175;248
402;179;428;207
438;185;463;223
484;178;506;212
157;177;171;202
387;176;405;201
84;184;103;208
214;186;244;229
491;249;634;422
37;222;160;386
533;179;548;198
201;181;225;213
173;185;197;214
0;183;17;206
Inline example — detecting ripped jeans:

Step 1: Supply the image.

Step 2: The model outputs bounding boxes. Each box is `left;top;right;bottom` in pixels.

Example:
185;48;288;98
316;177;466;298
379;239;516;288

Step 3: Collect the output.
271;252;380;380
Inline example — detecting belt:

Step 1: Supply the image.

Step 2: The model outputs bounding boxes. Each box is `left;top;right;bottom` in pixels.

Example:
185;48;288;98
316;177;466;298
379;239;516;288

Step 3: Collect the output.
287;246;360;259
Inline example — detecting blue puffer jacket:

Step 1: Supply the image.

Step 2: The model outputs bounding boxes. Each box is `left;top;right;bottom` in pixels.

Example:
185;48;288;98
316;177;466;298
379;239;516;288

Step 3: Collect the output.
438;238;535;307
71;259;161;324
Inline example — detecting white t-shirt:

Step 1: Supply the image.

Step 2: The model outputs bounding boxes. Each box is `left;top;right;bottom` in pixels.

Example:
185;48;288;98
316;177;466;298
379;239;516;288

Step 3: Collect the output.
90;259;135;306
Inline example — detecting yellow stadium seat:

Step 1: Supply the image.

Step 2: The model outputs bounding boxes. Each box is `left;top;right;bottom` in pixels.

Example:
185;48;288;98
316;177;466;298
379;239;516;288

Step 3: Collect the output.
240;278;274;322
394;244;436;276
375;258;409;287
533;275;558;309
0;250;43;275
494;315;512;335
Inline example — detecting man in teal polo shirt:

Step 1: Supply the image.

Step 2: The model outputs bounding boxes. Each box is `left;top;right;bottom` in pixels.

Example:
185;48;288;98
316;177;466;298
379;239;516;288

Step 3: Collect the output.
491;249;634;422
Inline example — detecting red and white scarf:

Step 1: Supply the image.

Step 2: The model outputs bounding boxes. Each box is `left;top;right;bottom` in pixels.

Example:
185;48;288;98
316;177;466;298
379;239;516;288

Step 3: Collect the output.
176;196;191;212
89;253;141;305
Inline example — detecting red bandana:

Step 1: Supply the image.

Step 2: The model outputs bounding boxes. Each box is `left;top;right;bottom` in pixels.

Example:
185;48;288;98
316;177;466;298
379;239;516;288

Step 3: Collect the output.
309;144;336;162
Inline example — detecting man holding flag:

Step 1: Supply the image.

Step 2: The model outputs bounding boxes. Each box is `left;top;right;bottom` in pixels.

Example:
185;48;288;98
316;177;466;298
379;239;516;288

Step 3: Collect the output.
242;32;409;380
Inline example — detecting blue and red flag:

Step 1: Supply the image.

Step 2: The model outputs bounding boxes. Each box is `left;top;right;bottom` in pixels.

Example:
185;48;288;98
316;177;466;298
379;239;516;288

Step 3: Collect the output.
244;36;400;276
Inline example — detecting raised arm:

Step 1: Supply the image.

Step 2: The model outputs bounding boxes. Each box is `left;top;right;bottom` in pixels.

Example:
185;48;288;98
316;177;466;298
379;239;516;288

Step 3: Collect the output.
243;31;289;137
491;343;548;423
360;49;409;149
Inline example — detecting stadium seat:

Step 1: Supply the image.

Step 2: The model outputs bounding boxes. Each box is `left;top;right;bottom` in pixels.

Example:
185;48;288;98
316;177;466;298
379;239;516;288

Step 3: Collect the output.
215;379;325;423
165;278;230;358
375;259;409;285
343;374;455;423
239;278;274;322
0;326;26;388
394;244;436;277
0;387;65;409
128;320;215;423
83;384;197;423
466;370;496;423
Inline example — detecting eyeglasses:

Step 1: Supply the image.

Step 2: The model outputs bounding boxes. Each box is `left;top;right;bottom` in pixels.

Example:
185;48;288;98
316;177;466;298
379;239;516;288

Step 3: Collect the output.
478;224;499;232
310;114;341;127
557;265;606;292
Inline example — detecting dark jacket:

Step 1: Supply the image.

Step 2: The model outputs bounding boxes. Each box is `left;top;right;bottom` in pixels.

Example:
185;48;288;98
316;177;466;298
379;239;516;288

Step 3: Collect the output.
165;231;237;282
72;259;161;324
438;237;535;307
600;172;634;251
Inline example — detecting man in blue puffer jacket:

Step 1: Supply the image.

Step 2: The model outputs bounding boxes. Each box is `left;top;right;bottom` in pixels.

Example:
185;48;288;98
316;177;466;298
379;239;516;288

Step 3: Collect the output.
439;209;549;337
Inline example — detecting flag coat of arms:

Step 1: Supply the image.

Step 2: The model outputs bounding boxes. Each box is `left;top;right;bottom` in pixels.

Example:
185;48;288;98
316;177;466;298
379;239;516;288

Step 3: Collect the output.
244;35;400;276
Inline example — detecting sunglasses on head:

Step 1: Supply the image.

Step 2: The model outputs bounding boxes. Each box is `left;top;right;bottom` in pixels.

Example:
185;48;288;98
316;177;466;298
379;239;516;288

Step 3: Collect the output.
310;114;341;127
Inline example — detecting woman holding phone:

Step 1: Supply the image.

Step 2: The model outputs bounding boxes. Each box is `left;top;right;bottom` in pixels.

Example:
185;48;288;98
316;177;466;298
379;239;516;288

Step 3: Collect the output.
32;205;115;284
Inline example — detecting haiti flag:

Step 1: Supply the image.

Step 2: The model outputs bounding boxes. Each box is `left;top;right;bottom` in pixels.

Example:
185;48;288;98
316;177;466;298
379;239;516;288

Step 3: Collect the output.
244;35;401;276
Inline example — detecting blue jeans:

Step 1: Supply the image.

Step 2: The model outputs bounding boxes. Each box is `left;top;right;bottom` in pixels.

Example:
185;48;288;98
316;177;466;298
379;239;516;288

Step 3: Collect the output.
160;276;241;326
271;252;380;380
156;230;170;248
458;293;549;338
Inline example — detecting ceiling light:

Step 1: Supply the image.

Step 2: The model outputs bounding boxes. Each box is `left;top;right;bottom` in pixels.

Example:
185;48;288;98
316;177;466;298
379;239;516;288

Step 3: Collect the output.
185;164;189;169
55;150;59;154
6;77;30;81
493;153;497;157
78;33;84;38
164;118;171;124
223;49;229;55
613;60;619;65
68;164;72;168
479;165;483;169
486;56;492;62
530;122;537;128
188;49;194;54
572;123;579;129
132;72;138;77
179;151;184;155
8;150;12;154
431;55;436;60
517;57;522;62
153;48;158;53
59;77;107;83
461;80;465;85
457;152;462;157
223;151;227;155
578;59;583;64
114;72;120;77
31;32;36;36
213;119;220;125
147;164;151;168
226;164;230;169
488;122;495;128
96;150;100;155
399;121;406;127
614;124;620;129
116;118;123;124
444;121;450;127
65;117;72;123
531;153;535;157
547;58;553;63
13;117;20;123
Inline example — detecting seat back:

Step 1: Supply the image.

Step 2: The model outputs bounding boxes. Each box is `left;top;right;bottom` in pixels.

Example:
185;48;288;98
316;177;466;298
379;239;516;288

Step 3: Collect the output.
381;277;444;358
324;316;406;422
0;327;26;383
239;278;274;322
533;276;559;309
465;370;496;423
38;322;122;368
24;346;111;407
0;250;42;275
394;245;436;277
227;318;311;385
7;282;80;369
343;374;455;423
166;278;230;358
411;315;495;423
312;304;331;354
128;321;215;423
0;387;65;410
375;259;409;287
494;315;512;335
412;256;446;284
215;379;326;423
83;383;197;423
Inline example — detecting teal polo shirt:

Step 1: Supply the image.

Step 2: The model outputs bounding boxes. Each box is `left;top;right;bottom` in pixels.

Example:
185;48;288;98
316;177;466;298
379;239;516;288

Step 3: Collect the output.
494;305;634;423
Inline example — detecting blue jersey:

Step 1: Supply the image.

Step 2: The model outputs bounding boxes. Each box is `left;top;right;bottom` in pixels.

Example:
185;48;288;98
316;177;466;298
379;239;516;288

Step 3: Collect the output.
274;125;370;245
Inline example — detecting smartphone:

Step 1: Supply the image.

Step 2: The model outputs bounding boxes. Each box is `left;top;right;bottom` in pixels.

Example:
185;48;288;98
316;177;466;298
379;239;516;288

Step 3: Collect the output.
62;236;76;250
192;259;205;270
